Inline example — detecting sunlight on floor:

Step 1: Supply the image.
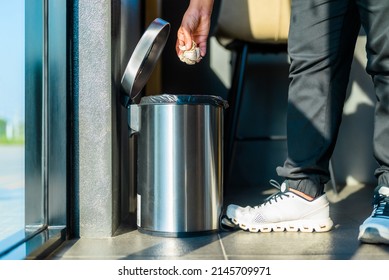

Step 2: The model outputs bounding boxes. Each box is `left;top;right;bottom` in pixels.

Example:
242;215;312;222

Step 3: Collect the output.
326;176;365;204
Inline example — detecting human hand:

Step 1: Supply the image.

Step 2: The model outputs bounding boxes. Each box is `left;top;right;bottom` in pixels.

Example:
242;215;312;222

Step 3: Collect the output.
176;0;214;64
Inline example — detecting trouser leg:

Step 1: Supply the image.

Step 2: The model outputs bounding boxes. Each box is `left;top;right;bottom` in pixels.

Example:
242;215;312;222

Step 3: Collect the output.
356;0;389;186
276;0;361;196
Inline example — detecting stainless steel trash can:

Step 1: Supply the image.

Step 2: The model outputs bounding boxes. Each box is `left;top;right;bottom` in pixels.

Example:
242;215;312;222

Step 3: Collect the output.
121;18;228;237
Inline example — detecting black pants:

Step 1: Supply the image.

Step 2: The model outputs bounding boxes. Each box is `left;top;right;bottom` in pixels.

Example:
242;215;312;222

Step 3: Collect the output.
276;0;389;187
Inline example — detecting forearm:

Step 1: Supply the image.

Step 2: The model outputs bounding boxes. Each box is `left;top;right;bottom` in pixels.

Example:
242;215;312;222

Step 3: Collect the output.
187;0;214;16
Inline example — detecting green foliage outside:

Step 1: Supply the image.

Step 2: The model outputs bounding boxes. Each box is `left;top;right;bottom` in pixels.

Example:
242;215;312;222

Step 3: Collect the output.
0;118;24;145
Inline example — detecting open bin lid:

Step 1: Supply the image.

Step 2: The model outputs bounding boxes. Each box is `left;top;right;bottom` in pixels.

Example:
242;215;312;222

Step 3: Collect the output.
121;18;170;106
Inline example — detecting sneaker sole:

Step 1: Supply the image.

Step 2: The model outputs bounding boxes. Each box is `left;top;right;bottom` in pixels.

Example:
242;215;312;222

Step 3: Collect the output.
358;227;389;245
230;217;333;233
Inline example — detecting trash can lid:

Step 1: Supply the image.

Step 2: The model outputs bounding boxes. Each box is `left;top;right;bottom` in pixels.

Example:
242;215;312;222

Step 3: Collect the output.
121;18;170;104
139;94;229;109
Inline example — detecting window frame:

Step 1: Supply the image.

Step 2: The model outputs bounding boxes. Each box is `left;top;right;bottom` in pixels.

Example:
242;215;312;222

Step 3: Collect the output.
0;0;68;260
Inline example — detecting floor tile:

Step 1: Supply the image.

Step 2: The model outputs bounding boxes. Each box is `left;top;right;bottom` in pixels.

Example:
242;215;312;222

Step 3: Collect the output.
50;229;225;260
49;183;389;260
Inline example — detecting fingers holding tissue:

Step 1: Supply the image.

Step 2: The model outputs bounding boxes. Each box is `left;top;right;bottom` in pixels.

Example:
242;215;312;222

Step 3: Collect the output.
178;41;202;65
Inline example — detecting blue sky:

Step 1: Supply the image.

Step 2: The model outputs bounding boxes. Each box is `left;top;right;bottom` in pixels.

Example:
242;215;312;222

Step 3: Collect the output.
0;0;25;123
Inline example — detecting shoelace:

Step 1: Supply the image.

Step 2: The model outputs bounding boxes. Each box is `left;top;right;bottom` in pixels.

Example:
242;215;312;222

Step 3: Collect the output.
255;180;290;208
373;192;389;217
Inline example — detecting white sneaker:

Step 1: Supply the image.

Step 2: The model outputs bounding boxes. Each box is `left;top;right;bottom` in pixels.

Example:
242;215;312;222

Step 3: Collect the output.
358;185;389;244
226;180;333;233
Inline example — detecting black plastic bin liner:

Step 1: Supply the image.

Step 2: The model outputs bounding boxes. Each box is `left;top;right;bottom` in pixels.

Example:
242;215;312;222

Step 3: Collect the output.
139;94;229;109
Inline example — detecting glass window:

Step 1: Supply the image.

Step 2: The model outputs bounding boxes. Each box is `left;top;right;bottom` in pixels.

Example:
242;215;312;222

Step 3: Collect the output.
0;0;67;260
0;0;26;252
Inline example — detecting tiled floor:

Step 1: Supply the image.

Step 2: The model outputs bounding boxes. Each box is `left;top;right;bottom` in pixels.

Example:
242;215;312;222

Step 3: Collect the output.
49;183;389;260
